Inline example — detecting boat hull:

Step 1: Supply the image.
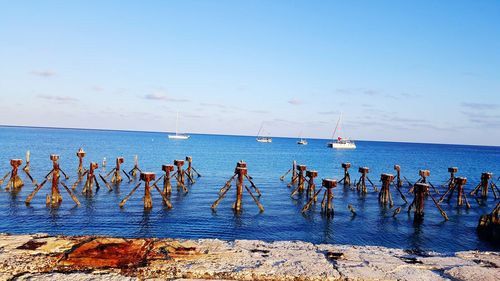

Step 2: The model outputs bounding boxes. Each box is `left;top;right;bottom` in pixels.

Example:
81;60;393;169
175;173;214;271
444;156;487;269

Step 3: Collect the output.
168;135;190;140
256;138;272;143
328;142;356;149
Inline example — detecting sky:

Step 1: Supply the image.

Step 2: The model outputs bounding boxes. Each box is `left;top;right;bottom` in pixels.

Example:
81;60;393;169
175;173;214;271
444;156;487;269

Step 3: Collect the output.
0;1;499;146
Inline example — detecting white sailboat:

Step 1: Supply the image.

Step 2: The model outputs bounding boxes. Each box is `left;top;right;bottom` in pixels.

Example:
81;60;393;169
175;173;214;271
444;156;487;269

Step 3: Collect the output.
297;131;308;145
256;123;272;143
297;138;308;145
327;113;356;149
168;112;190;140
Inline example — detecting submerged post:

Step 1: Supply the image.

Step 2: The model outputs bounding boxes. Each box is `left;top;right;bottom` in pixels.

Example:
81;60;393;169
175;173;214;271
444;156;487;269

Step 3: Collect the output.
111;157;125;183
408;182;448;222
393;165;403;189
128;155;141;178
283;160;298;187
24;154;80;207
234;167;246;212
3;159;24;190
356;167;376;193
162;164;175;196
413;183;427;222
470;172;499;199
76;148;86;176
142;172;155;209
379;173;394;207
297;165;307;193
454;177;470;208
339;163;351;187
306;170;318;199
82;162;100;195
49;155;63;206
23;150;30;172
321;179;337;217
174;160;185;187
211;161;263;212
410;169;439;194
120;171;172;209
477;201;500;242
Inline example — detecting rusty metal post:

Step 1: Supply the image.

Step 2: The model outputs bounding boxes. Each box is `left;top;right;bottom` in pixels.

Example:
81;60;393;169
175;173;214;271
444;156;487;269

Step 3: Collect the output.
447;167;458;188
174;160;185;187
356;167;370;193
410;169;439;194
321;179;337;217
481;172;492;198
128;155;141;178
340;163;351;187
211;161;263;212
23;150;30;173
120;171;172;209
296;165;306;193
454;177;469;208
141;172;155;209
470;172;495;198
413;183;427;222
111;157;124;183
25;155;79;206
186;156;193;180
76;148;86;176
439;168;460;203
162;164;174;195
234;167;246;212
306;170;317;199
393;165;403;189
418;170;430;184
5;159;24;190
477;201;500;242
82;162;98;195
379;173;394;206
48;155;63;206
284;161;298;187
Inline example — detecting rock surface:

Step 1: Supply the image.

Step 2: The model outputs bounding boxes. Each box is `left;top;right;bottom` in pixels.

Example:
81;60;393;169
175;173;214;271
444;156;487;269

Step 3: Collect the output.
0;233;497;280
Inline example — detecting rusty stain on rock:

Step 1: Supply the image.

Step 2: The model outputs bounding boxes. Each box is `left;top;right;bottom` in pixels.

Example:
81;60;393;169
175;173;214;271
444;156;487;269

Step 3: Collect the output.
17;240;47;250
59;238;151;269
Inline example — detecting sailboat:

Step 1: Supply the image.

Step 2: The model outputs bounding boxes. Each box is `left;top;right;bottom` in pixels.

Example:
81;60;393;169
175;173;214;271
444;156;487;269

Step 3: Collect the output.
168;112;190;140
327;113;356;149
297;131;308;145
297;138;308;145
256;123;272;143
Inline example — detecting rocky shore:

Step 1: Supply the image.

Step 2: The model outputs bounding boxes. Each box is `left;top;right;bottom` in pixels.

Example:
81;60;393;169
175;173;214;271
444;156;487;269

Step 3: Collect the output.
0;233;497;281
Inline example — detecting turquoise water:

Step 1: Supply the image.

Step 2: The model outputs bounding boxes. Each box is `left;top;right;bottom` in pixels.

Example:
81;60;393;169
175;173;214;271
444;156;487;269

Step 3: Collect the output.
0;126;498;252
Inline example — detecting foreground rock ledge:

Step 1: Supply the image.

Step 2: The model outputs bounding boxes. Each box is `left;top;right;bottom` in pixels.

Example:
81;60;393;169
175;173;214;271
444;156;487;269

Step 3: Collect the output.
0;234;498;281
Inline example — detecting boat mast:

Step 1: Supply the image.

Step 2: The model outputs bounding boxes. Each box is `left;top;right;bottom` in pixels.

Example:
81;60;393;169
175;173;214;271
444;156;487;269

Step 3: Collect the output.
331;112;342;140
175;112;179;136
257;123;264;138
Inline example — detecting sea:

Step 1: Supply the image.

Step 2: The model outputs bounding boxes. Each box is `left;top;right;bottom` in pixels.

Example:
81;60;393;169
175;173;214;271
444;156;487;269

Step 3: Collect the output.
0;126;499;253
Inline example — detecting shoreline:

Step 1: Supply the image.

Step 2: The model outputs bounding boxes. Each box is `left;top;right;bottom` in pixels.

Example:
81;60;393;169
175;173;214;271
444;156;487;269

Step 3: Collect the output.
0;233;497;280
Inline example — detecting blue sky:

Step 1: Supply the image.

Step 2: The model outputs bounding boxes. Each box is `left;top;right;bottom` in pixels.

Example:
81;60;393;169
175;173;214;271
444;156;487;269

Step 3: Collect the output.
0;1;499;145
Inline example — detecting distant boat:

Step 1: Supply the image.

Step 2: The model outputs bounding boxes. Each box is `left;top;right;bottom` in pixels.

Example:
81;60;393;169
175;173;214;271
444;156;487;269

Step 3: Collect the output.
297;131;308;145
297;138;308;145
168;112;190;140
327;113;356;149
256;122;272;143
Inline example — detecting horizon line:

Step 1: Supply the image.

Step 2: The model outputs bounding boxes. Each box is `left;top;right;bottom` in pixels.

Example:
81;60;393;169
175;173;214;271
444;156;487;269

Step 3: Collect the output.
0;124;498;148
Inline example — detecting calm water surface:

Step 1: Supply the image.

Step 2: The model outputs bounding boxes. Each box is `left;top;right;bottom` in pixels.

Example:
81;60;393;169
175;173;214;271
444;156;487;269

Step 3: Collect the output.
0;126;499;253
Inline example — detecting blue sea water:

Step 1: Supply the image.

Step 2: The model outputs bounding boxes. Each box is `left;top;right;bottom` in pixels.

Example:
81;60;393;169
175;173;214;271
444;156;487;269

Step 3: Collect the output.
0;126;498;253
